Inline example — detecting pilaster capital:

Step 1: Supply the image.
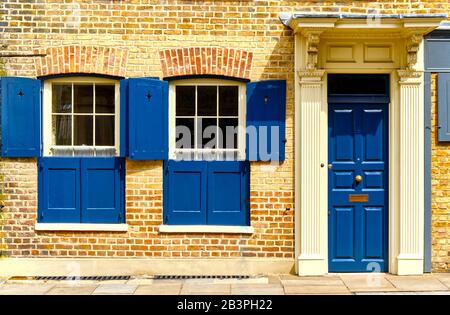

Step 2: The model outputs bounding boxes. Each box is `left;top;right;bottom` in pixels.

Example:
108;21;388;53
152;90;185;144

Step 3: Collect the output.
297;69;325;84
397;69;423;84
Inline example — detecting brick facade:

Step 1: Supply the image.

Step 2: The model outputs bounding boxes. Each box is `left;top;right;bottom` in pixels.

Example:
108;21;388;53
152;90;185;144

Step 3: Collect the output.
431;74;450;271
0;1;448;271
34;45;129;77
159;47;253;79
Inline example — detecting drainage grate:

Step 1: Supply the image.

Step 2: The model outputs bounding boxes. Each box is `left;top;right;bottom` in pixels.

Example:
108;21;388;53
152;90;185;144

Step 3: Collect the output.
153;275;251;280
29;275;131;281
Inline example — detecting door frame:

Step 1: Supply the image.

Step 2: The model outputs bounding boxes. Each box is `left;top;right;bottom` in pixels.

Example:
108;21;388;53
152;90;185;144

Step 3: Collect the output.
326;75;390;272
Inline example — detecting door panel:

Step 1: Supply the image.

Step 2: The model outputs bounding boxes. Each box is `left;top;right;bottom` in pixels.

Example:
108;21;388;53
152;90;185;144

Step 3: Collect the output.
328;103;388;272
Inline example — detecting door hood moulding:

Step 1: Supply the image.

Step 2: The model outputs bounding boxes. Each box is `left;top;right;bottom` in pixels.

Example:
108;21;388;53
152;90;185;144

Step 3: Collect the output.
279;12;448;35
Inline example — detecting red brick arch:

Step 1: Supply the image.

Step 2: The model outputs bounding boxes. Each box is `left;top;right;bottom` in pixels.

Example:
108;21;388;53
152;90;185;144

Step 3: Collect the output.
159;47;253;80
34;45;129;77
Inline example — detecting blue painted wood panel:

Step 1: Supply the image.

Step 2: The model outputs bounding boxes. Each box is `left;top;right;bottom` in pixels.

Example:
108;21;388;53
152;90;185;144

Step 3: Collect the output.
207;161;249;226
1;77;41;157
164;160;250;225
128;78;168;160
328;102;388;272
38;157;124;223
246;80;286;161
164;160;207;225
38;158;81;223
81;158;124;223
438;73;450;141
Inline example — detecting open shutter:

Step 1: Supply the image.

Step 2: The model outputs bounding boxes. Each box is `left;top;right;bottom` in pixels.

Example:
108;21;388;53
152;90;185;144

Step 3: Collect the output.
438;73;450;141
128;78;168;160
164;160;207;225
207;161;249;226
246;80;286;161
81;158;124;223
38;158;81;223
1;77;41;157
119;79;129;157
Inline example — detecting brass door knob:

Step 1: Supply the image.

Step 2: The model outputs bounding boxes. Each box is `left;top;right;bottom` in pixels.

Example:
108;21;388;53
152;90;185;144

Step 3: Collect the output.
355;175;362;183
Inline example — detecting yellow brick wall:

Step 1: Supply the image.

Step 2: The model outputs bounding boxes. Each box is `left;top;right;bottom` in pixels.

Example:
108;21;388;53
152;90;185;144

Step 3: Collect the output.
430;74;450;272
0;1;448;269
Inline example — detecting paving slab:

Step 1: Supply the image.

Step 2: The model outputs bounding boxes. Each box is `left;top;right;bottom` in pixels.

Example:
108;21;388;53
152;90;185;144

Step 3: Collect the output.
434;273;450;289
180;284;230;295
126;278;157;285
46;285;97;295
0;284;55;295
386;275;449;292
340;274;397;292
93;284;138;295
280;276;344;286
283;284;350;295
134;284;182;295
231;284;284;295
184;277;268;285
356;291;450;295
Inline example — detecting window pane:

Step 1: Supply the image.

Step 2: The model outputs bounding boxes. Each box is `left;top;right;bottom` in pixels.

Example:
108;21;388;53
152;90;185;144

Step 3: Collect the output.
176;118;194;149
52;84;72;113
95;116;115;146
219;118;238;149
197;86;217;116
95;85;115;113
52;115;72;145
176;86;195;116
219;86;238;116
74;115;93;145
199;118;217;149
74;84;93;113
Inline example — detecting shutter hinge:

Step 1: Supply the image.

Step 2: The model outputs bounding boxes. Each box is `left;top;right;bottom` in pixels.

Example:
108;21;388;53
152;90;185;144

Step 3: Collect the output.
164;215;168;224
40;213;44;220
165;164;170;174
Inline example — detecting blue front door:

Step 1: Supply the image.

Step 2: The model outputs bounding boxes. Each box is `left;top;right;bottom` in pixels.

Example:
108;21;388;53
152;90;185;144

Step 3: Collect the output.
328;101;389;272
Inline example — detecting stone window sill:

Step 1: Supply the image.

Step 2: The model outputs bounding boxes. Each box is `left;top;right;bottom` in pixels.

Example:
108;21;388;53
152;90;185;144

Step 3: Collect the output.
158;225;254;234
34;223;128;232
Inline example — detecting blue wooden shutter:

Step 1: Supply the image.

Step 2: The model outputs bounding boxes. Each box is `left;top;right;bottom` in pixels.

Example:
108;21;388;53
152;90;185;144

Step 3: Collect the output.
207;161;249;226
128;78;168;160
1;77;41;157
119;79;129;157
38;158;81;223
246;80;286;161
438;73;450;141
81;158;124;223
164;160;207;225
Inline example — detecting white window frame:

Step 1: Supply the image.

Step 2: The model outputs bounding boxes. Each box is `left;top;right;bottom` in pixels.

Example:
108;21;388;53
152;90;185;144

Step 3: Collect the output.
168;79;246;160
43;77;120;157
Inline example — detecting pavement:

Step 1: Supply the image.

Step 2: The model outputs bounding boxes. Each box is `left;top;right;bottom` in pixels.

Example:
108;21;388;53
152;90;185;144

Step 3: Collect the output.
0;273;449;295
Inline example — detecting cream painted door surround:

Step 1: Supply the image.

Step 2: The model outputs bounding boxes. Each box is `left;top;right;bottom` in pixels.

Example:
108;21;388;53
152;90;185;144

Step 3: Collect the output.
283;14;447;275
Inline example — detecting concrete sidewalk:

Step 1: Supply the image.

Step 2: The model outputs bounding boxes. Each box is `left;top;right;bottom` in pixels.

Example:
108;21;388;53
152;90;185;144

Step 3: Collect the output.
0;273;449;295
